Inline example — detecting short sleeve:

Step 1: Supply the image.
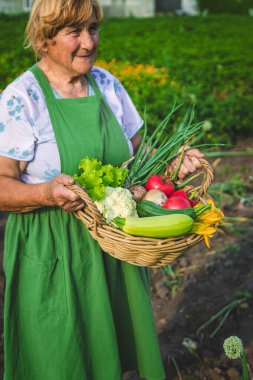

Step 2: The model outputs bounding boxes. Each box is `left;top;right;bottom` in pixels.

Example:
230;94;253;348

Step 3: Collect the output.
113;77;143;139
0;86;36;161
91;67;144;140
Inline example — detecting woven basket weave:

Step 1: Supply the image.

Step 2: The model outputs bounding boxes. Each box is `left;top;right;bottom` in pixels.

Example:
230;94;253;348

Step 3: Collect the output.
69;158;213;268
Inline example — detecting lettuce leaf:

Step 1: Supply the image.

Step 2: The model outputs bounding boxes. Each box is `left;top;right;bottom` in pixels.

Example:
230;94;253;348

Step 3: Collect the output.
73;157;129;201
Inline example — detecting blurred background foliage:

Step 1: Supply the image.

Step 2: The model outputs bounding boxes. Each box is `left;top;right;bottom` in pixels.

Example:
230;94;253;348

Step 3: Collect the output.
0;13;252;144
197;0;253;14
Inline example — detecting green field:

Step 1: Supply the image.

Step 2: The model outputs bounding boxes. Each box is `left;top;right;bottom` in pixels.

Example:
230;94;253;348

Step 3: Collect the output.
0;14;253;143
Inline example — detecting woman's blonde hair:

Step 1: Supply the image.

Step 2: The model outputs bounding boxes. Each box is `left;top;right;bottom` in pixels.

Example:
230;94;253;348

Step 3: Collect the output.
25;0;103;57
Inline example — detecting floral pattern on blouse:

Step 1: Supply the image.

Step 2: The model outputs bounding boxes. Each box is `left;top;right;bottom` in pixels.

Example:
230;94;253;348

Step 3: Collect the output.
7;96;25;121
0;66;143;184
26;85;40;102
42;167;61;182
0;122;5;132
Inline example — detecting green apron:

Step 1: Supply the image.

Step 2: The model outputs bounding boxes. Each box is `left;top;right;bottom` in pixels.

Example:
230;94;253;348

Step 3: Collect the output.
3;64;165;380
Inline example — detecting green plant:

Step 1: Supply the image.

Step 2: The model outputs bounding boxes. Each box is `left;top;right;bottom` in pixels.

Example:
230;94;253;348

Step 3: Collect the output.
197;291;252;338
208;173;253;208
162;265;181;297
125;103;206;187
170;356;183;380
223;336;249;380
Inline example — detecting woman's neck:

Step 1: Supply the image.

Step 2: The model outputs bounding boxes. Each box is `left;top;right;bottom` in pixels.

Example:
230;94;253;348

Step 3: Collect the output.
38;58;88;98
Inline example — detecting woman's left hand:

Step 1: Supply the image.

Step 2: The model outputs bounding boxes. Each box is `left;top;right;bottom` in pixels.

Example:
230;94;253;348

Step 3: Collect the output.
171;146;205;179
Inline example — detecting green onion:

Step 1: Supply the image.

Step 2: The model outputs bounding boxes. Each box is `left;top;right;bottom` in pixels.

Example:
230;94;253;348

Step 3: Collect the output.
125;103;206;187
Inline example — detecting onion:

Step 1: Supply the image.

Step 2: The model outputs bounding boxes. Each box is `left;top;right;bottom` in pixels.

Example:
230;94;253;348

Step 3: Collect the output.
143;189;167;206
129;185;147;202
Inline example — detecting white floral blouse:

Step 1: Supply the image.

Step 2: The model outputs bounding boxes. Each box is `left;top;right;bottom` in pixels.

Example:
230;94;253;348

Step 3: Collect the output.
0;66;143;184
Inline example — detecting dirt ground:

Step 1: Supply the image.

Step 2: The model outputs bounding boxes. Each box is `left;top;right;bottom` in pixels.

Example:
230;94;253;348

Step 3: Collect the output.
0;140;253;380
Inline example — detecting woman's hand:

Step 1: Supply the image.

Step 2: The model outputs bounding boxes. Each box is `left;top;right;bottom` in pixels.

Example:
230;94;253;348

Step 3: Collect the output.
130;134;204;180
0;156;84;212
43;174;84;212
171;146;204;179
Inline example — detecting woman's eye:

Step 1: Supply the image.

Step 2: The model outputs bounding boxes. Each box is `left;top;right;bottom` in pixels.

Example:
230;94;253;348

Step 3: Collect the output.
89;26;99;34
70;29;80;36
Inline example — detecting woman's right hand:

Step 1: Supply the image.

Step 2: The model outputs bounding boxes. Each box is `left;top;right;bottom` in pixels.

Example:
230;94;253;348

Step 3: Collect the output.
0;156;84;213
43;174;84;212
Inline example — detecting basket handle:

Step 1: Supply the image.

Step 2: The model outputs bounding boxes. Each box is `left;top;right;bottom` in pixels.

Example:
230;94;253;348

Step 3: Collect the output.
66;184;102;221
180;158;214;197
198;158;214;194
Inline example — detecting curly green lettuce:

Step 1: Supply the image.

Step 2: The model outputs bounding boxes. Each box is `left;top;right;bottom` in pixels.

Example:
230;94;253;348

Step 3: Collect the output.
73;157;129;201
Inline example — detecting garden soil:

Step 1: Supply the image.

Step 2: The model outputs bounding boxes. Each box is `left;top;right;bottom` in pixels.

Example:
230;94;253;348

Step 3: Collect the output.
0;141;252;380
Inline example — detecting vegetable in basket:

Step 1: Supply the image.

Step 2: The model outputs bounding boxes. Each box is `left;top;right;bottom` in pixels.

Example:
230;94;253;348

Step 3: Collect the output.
143;189;167;206
95;186;138;223
113;214;194;238
124;103;205;188
162;196;191;209
145;174;174;197
73;157;129;201
128;185;147;202
137;200;211;219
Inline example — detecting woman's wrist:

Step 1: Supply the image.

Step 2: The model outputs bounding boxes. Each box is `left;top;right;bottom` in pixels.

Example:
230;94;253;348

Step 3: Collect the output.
0;176;53;212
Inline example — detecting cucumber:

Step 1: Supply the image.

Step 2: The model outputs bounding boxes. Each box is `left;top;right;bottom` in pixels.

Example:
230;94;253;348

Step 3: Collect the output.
113;214;194;238
137;200;210;219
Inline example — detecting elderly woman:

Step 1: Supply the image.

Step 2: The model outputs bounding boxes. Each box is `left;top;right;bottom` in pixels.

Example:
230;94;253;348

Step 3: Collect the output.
0;1;203;379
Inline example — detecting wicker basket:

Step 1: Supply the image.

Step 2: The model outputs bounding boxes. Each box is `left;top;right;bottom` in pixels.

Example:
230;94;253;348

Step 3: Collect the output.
68;158;214;268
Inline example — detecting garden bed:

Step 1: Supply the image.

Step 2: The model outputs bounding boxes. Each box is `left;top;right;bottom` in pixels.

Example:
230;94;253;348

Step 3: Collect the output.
0;140;253;380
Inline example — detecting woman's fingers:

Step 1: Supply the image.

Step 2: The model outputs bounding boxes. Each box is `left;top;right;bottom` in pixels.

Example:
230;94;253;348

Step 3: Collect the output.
43;174;84;210
172;146;204;179
177;156;203;179
56;174;75;186
182;157;196;173
178;145;204;158
62;199;84;212
178;163;190;179
185;148;205;158
188;155;202;169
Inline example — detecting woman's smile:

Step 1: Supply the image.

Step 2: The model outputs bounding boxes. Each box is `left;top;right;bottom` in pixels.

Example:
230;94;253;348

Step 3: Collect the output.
75;53;93;59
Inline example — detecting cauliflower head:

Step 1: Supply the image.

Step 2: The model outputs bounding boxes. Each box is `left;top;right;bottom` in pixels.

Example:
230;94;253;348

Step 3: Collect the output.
95;187;138;223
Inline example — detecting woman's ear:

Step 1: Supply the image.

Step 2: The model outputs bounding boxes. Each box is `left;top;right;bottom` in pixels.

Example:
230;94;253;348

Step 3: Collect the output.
36;36;56;55
36;38;48;55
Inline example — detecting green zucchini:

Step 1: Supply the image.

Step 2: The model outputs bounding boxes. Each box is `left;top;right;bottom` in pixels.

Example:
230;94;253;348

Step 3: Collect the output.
113;214;194;238
137;200;210;219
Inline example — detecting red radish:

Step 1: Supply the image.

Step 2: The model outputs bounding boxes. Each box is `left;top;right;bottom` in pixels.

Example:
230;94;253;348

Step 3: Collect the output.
145;174;174;197
162;196;192;209
189;199;197;206
160;183;175;197
171;190;188;199
168;189;197;206
145;175;162;190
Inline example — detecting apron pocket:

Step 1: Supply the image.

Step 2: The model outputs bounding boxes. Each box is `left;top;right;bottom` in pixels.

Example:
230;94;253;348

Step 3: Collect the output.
17;254;68;314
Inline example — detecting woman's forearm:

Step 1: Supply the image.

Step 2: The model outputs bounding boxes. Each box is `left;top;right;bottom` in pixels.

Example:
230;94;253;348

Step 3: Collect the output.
0;176;48;212
131;133;142;154
0;174;85;213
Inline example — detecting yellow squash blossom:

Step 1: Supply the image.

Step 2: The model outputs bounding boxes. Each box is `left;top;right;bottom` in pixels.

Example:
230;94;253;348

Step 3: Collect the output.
192;200;224;248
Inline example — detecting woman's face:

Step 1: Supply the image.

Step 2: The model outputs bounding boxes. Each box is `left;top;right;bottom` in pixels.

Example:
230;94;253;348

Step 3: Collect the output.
43;16;99;77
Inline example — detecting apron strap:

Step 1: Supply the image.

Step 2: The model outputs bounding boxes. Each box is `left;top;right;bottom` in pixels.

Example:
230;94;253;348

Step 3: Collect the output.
86;72;103;97
87;72;122;127
28;64;56;100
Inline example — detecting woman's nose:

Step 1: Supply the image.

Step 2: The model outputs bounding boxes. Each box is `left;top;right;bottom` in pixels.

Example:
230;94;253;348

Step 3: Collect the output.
80;30;95;50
